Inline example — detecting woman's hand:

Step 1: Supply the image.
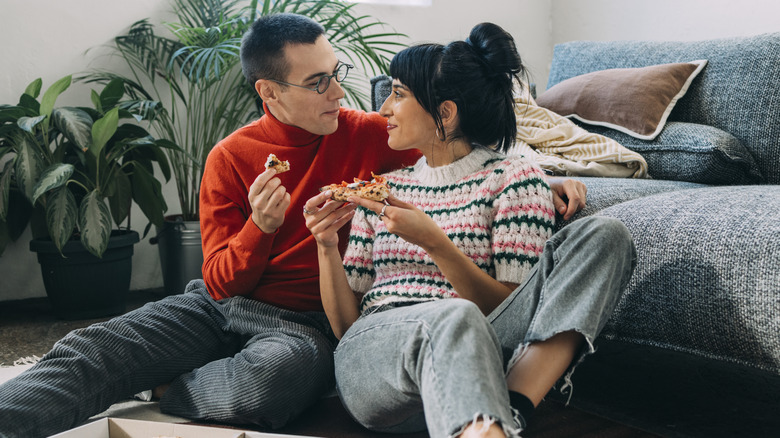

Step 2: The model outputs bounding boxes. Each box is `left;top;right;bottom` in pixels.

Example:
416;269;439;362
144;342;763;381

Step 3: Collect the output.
303;191;357;248
347;194;448;251
350;193;515;314
548;177;587;221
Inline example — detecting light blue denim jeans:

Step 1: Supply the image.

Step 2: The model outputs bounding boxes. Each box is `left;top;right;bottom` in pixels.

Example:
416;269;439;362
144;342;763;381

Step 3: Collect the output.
335;216;636;438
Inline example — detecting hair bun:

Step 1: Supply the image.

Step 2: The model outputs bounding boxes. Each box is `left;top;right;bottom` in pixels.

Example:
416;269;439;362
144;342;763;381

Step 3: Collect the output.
465;22;523;78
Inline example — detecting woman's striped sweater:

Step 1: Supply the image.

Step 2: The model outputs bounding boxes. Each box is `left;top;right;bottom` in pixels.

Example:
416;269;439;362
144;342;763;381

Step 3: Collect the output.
343;147;556;313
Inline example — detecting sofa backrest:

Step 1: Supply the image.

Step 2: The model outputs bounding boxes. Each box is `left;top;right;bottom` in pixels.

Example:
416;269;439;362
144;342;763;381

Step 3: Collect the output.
546;32;780;184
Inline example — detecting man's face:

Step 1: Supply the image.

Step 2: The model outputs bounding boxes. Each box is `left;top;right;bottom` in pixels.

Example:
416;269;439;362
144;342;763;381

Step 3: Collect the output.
265;35;345;135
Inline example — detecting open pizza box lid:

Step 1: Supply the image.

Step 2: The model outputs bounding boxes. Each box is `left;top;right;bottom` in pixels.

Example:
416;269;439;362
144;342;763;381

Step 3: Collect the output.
49;418;318;438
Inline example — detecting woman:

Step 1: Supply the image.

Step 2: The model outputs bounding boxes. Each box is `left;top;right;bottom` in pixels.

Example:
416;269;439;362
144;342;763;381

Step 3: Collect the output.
305;22;636;438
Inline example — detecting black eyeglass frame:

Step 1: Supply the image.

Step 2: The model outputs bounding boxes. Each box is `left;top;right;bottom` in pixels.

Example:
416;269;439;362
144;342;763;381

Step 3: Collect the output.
269;62;354;94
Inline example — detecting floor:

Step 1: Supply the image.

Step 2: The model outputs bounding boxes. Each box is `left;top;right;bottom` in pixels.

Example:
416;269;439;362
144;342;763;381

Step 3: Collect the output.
0;290;670;437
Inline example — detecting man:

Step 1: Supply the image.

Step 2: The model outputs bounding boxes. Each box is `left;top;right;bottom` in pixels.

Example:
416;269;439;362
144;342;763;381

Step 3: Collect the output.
0;13;585;437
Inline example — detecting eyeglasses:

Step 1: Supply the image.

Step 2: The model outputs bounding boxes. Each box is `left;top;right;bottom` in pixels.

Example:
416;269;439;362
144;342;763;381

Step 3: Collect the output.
269;63;353;94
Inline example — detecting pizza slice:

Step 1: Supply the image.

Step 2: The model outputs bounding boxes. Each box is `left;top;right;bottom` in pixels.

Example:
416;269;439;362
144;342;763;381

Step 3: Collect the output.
265;153;290;173
320;173;390;202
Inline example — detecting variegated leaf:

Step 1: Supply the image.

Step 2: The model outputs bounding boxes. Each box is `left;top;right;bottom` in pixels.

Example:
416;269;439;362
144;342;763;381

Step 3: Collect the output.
52;108;93;152
46;186;77;253
79;190;112;258
32;163;74;206
17;115;47;133
0;160;14;221
14;136;45;203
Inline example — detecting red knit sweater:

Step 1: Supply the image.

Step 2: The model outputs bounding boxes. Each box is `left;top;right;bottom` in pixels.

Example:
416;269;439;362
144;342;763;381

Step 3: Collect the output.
199;106;419;311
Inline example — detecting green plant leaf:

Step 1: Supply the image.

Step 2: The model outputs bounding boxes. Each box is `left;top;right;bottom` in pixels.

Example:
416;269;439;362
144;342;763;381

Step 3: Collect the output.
90;89;102;112
23;78;43;99
108;170;132;226
100;78;126;109
78;190;112;258
18;115;47;133
0;105;28;124
0;160;14;221
17;94;41;114
131;164;166;227
46;186;78;253
52;107;93;152
90;107;119;157
14;136;46;203
32;163;74;205
39;75;72;119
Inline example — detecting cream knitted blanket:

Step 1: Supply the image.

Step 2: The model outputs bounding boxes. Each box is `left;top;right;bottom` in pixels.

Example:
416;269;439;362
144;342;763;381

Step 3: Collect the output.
507;85;649;178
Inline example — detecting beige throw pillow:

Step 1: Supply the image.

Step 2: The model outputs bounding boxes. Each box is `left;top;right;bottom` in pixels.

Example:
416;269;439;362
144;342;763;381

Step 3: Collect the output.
535;60;707;140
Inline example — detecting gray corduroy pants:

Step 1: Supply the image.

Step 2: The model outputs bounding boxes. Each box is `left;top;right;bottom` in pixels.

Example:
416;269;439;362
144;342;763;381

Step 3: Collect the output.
0;283;338;438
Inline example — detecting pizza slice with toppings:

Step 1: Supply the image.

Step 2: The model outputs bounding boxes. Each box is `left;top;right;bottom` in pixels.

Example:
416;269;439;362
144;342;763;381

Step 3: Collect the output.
320;173;390;202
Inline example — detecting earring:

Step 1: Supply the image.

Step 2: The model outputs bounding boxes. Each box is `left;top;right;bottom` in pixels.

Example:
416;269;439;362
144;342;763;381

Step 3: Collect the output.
434;128;445;141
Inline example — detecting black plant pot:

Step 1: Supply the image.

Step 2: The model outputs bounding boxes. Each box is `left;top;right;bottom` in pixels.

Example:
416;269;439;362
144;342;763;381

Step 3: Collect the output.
151;216;203;296
29;230;140;320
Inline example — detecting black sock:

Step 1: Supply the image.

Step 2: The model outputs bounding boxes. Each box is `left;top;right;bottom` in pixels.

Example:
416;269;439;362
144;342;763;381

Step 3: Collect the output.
508;391;536;428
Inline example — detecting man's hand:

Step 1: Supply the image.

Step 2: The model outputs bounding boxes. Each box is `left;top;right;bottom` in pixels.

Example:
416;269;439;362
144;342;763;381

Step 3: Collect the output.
249;168;291;233
548;177;587;221
303;191;356;248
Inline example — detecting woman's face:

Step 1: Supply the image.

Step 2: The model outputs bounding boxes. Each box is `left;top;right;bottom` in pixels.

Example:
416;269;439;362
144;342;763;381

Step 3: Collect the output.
378;79;438;152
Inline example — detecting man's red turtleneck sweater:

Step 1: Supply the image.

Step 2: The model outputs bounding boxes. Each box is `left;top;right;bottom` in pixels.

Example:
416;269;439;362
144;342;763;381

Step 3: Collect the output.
199;106;419;312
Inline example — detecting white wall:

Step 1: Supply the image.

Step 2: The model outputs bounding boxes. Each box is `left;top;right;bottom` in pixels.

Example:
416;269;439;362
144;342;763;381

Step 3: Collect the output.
1;0;778;301
351;0;553;94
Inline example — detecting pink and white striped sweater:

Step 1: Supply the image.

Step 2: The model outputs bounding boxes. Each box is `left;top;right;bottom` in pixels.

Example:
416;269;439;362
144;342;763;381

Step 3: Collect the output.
343;147;556;313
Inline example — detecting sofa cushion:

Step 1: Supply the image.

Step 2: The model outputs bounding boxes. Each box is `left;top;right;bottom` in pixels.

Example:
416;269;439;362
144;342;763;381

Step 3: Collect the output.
554;177;705;230
370;75;393;113
582;122;763;184
546;33;780;184
536;61;706;140
589;185;780;375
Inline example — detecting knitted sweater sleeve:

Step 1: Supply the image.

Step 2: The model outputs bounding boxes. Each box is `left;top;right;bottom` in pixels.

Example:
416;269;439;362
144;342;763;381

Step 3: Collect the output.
491;159;556;284
343;206;377;294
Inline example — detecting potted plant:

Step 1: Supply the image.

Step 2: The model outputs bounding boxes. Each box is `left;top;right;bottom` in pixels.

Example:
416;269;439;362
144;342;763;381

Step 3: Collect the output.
81;0;407;295
0;75;174;319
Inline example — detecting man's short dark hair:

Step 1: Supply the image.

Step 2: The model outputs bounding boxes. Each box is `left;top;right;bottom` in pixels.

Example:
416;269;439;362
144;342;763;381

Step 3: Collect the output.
240;13;326;86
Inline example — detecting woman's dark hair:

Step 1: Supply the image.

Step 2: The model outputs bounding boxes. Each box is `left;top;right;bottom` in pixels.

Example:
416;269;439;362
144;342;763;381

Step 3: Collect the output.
240;13;325;86
389;22;525;152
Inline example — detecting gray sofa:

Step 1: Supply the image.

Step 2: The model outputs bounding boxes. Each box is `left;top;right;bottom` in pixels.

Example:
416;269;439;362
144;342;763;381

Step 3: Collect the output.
372;32;779;437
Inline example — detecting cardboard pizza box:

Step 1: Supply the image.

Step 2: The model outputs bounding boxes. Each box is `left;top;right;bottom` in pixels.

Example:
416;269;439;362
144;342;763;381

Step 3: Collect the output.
48;418;318;438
